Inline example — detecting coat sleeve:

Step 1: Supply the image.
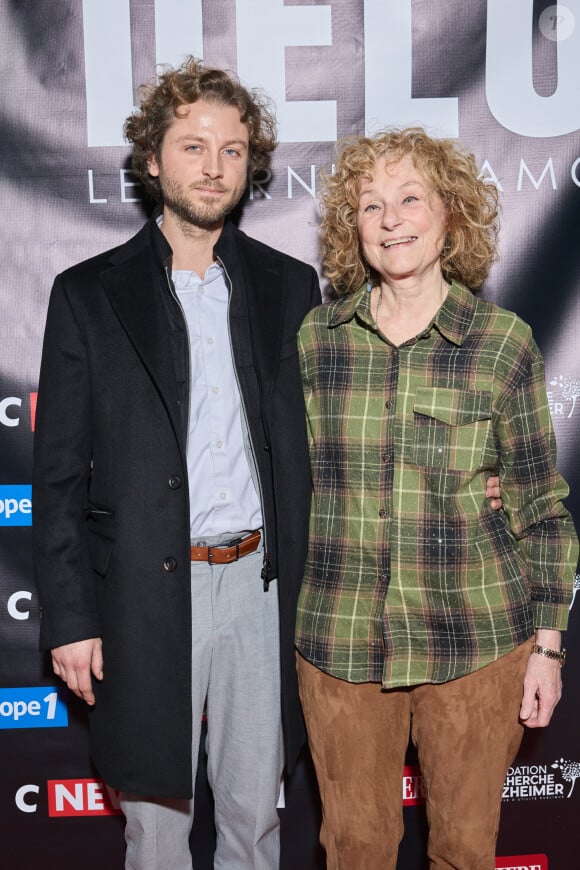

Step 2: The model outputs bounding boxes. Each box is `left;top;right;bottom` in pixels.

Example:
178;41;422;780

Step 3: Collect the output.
32;275;102;650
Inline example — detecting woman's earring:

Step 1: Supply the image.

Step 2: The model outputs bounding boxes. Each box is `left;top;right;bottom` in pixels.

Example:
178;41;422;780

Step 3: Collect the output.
365;269;372;293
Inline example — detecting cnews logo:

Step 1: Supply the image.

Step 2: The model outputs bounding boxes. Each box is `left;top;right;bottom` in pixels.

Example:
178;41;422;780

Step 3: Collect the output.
48;779;122;817
15;780;122;816
0;485;32;526
0;394;37;430
0;688;67;729
495;855;548;870
6;590;33;621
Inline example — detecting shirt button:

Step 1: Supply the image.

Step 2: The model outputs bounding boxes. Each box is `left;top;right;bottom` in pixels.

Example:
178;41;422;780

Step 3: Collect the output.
168;475;182;489
385;400;392;409
216;440;223;448
219;492;226;500
163;557;177;573
212;386;219;395
379;509;387;519
207;337;214;345
199;287;205;295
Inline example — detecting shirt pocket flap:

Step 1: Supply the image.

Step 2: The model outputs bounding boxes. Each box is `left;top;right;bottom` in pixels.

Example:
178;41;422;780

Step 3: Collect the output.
414;387;492;426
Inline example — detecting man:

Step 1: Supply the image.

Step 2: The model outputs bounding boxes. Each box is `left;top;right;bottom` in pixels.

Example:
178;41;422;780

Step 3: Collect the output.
32;58;320;869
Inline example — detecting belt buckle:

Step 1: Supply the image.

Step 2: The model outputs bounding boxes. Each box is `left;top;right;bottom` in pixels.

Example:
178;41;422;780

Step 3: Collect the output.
208;536;243;564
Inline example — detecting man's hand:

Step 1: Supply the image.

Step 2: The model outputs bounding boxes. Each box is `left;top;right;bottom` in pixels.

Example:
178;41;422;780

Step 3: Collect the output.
520;630;563;728
51;637;103;706
486;474;502;510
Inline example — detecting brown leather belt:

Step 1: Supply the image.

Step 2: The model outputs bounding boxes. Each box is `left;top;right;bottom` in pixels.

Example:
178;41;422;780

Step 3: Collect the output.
190;530;261;564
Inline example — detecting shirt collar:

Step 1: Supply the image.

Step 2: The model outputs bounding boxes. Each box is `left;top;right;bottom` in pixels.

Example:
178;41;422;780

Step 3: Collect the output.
329;280;477;347
153;211;227;284
173;260;224;289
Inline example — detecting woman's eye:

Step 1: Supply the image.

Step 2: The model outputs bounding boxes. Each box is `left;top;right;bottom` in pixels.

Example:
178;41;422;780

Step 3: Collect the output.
403;195;418;204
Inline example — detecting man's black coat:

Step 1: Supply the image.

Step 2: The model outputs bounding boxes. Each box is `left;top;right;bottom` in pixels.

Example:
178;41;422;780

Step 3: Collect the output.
32;217;321;798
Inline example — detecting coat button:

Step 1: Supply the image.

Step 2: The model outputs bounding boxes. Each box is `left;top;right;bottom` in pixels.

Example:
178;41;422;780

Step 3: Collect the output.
168;475;182;489
163;557;177;572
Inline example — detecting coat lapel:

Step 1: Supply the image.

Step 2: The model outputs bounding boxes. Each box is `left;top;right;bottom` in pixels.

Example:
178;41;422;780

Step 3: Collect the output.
245;255;284;392
99;241;185;452
219;225;284;396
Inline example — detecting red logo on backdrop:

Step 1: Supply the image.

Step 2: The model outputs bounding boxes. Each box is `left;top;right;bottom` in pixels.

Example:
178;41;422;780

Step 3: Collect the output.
402;764;425;806
29;391;37;431
0;393;37;431
47;779;122;817
495;855;548;870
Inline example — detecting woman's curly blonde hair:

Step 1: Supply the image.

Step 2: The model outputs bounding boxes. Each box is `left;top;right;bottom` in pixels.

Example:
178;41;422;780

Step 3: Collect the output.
124;57;277;203
320;127;499;294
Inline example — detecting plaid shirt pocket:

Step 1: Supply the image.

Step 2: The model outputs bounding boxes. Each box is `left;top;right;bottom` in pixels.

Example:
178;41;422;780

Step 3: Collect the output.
412;387;493;472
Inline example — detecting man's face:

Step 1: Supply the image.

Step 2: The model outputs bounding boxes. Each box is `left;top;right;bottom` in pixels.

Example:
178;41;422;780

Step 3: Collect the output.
147;99;250;230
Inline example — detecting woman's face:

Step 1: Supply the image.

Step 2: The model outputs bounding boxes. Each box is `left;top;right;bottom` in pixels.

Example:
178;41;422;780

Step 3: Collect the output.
356;154;447;285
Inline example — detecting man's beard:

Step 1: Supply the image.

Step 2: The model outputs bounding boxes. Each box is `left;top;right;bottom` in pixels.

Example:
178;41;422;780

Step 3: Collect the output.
160;176;246;231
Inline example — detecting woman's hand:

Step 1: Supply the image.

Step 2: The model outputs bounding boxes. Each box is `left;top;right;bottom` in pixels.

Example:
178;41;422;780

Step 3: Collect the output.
486;474;501;510
520;630;563;728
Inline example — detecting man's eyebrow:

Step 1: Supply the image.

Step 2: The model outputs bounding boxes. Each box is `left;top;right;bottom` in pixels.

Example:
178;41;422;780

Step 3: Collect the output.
172;134;204;143
172;134;248;148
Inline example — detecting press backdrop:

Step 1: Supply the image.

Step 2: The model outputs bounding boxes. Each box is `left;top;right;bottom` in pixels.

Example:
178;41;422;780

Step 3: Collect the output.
1;1;579;868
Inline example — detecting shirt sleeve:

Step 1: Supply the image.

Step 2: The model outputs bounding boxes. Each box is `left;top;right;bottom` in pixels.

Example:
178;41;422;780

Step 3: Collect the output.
297;313;319;461
495;328;578;631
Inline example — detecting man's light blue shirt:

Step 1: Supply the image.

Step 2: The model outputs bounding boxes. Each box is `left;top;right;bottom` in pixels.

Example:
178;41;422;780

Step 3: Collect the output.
174;264;262;539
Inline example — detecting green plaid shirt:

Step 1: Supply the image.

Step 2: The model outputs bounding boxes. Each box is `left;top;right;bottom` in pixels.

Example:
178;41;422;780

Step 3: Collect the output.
296;281;578;687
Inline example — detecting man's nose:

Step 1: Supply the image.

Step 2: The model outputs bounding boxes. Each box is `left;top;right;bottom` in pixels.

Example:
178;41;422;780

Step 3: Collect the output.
201;148;223;178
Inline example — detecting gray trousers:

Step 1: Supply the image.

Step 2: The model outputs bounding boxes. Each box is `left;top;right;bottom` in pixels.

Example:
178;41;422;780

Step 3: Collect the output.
120;543;283;869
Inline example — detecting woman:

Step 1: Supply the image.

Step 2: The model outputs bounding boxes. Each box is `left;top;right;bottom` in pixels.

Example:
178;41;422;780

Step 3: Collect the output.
295;128;578;869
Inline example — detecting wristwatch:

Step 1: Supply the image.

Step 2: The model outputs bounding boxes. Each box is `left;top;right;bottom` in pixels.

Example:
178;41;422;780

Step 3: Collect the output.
531;643;566;666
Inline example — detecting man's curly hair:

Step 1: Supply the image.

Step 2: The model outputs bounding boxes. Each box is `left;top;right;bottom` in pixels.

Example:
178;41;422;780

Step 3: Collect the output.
320;127;499;294
124;57;277;203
